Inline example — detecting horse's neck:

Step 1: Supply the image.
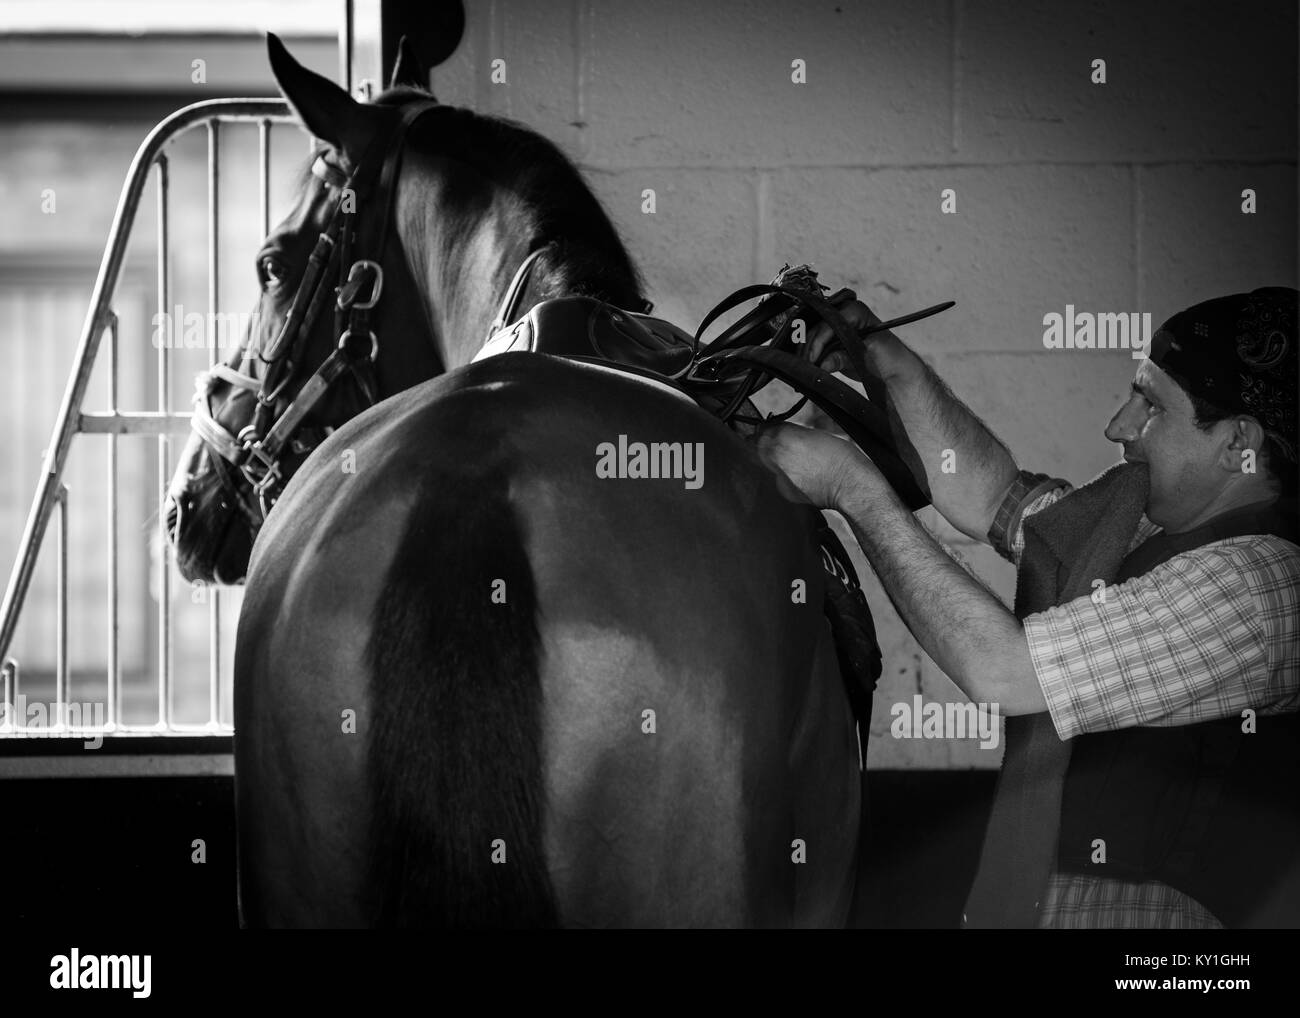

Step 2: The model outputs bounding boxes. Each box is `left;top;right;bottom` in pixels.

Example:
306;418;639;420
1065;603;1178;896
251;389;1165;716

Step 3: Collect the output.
425;236;623;370
411;216;521;370
410;199;638;370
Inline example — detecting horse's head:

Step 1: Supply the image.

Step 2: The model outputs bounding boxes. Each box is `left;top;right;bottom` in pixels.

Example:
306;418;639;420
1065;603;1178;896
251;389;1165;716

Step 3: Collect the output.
164;34;647;584
164;37;440;583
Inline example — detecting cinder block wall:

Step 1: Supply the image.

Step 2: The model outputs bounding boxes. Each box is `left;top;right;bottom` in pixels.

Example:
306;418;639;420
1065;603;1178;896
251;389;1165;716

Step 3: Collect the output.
436;0;1298;768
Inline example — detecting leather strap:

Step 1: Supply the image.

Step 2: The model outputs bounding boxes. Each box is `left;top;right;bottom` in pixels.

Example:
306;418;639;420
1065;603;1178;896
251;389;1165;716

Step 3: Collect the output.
261;225;341;364
258;346;361;462
487;243;553;341
691;346;932;511
680;283;948;507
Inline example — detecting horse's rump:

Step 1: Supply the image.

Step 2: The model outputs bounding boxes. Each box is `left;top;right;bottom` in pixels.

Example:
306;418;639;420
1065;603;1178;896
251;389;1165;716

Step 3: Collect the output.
235;353;860;926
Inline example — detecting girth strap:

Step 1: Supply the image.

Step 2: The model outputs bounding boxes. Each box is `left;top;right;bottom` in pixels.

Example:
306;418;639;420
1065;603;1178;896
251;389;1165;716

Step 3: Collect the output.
815;512;883;733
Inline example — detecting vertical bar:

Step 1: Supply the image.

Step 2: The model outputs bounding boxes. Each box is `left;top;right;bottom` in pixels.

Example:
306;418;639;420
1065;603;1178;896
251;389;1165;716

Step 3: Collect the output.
1;659;15;732
207;121;222;727
55;484;68;729
350;0;384;100
207;124;220;373
340;0;354;95
106;311;120;729
156;154;172;730
259;119;272;238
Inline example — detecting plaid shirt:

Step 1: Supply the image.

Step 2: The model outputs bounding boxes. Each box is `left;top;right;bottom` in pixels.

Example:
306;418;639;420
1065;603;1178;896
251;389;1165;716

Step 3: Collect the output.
986;472;1300;928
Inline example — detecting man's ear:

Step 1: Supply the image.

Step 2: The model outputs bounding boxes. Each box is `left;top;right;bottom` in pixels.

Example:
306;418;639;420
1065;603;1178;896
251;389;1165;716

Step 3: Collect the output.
267;32;381;167
1220;416;1268;473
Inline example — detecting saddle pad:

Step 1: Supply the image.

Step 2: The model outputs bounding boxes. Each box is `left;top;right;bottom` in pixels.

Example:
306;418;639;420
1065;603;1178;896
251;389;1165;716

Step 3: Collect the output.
475;297;696;377
558;357;697;405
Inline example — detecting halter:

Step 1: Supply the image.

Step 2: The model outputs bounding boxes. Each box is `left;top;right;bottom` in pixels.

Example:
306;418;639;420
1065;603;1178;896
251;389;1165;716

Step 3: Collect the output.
189;101;440;522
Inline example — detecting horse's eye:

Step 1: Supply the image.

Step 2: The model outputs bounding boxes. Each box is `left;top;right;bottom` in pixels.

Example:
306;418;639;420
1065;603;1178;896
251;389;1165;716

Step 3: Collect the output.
260;256;286;288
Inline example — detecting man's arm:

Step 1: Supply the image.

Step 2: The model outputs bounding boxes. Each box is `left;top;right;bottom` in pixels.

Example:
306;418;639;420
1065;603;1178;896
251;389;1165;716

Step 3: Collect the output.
810;304;1019;542
755;424;1046;714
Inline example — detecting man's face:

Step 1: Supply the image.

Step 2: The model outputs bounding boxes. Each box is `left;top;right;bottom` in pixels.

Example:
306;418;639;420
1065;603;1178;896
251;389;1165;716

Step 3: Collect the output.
1104;359;1230;529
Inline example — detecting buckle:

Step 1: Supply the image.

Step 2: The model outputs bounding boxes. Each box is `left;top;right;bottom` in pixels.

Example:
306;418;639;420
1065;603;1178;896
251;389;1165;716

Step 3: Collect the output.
239;438;284;518
680;357;724;384
238;432;280;486
336;260;384;311
338;328;379;362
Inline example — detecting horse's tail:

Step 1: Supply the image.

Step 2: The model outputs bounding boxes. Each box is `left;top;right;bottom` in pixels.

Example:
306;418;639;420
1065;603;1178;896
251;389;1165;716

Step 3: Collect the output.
365;465;558;927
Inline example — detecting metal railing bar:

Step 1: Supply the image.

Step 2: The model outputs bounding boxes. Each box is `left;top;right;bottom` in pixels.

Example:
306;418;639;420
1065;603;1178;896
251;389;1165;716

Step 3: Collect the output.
259;119;272;239
0;99;292;669
1;660;12;726
0;720;233;736
207;119;221;729
156;153;172;730
0;755;235;780
55;485;68;728
106;312;120;730
78;411;192;435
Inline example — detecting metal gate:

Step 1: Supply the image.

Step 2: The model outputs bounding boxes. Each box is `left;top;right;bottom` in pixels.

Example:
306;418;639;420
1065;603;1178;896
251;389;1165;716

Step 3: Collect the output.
0;98;297;741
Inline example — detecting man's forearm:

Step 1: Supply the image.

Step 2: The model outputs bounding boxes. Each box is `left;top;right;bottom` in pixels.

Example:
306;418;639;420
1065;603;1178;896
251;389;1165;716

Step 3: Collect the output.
833;452;1046;715
866;332;1018;541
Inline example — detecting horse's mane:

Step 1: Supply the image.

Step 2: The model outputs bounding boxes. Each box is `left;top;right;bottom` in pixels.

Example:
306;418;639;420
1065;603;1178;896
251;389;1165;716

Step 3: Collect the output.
375;86;649;312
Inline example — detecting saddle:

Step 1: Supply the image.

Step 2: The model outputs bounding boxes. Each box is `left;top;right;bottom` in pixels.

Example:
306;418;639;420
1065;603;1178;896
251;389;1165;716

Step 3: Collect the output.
478;296;697;377
475;267;954;734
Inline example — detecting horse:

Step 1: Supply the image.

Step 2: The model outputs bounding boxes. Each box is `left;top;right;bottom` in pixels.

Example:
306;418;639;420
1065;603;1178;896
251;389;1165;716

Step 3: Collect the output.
165;35;871;927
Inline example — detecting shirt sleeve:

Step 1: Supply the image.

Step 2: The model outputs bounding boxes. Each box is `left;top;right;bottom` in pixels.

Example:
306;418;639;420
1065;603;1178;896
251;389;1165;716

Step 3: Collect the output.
1024;535;1300;739
986;470;1073;565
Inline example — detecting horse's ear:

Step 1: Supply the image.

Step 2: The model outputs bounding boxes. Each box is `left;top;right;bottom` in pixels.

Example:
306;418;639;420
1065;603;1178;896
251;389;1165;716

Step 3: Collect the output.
267;32;373;161
388;36;432;94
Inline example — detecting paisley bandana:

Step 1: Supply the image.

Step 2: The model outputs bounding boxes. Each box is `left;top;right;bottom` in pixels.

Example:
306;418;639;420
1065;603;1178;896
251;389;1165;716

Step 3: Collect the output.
1149;287;1298;463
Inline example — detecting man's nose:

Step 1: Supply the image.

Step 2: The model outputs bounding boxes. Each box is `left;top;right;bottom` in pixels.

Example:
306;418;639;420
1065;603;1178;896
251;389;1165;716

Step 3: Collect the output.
1104;399;1142;444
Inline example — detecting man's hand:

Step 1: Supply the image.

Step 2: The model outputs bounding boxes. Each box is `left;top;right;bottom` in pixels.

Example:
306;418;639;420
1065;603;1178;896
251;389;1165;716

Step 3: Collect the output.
804;298;885;378
752;422;881;511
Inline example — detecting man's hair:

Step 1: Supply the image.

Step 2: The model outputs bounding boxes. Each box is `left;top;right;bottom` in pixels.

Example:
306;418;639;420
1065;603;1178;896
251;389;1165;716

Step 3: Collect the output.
1187;390;1298;497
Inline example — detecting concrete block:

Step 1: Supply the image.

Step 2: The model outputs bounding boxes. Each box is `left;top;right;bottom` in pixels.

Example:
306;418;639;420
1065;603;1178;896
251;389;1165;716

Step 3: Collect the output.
0;125;143;250
499;0;582;150
430;0;488;110
432;2;580;153
766;165;1135;354
587;168;757;327
959;0;1298;162
1139;163;1299;317
584;0;950;168
931;349;1138;486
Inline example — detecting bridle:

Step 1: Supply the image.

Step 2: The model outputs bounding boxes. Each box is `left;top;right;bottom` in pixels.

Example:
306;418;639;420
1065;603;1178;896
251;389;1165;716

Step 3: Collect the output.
188;100;441;523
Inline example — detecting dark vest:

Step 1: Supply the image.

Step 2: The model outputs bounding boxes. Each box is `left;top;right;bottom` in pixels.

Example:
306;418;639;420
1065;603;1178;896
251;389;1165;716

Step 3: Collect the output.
1056;496;1300;927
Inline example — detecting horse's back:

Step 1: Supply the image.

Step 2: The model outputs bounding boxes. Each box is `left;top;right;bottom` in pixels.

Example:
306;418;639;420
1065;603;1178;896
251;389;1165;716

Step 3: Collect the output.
236;353;860;927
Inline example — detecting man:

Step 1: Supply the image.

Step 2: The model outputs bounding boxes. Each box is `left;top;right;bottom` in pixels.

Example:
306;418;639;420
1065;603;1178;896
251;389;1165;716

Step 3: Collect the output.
755;287;1299;928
